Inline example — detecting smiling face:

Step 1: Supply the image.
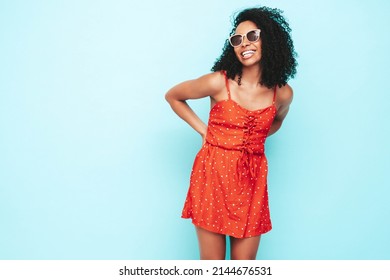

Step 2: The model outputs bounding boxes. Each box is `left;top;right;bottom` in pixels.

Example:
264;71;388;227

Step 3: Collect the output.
232;21;262;68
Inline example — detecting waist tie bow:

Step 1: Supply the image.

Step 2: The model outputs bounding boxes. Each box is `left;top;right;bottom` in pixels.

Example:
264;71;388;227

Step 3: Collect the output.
237;146;258;182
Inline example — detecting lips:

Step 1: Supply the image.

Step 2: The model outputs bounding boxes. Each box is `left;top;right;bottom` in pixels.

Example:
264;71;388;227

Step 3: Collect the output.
241;50;255;59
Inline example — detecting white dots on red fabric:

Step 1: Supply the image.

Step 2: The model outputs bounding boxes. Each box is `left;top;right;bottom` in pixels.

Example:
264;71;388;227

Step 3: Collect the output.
181;71;277;238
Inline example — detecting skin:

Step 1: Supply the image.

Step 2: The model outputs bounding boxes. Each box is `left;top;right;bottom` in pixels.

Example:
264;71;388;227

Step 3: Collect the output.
165;20;293;260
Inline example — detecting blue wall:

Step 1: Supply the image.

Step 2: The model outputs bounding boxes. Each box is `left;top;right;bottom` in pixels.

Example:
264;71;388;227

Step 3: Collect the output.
1;0;389;259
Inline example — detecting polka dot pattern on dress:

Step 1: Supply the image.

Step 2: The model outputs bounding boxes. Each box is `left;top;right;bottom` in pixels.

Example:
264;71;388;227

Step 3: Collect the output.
181;71;277;238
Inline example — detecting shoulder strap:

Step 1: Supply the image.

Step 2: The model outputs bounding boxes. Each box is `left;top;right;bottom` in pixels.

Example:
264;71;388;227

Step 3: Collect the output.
222;70;231;100
272;86;277;104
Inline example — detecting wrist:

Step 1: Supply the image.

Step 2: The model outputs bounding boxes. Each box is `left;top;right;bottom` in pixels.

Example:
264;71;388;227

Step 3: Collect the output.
201;127;207;138
198;123;207;137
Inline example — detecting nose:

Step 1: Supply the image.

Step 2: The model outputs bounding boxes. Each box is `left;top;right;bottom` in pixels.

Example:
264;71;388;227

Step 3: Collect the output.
242;35;250;46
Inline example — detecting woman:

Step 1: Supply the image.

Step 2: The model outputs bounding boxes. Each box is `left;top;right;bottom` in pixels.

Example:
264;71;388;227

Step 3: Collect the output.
165;6;297;260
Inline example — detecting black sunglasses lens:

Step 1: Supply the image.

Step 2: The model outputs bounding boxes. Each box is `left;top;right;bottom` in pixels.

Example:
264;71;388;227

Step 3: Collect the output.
230;35;242;47
247;30;259;42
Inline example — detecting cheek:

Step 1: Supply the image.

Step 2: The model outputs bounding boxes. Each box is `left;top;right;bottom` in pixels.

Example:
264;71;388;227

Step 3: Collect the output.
256;43;262;59
256;41;262;51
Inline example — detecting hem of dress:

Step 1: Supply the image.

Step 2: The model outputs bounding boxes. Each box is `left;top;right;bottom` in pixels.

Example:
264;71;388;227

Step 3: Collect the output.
181;215;272;238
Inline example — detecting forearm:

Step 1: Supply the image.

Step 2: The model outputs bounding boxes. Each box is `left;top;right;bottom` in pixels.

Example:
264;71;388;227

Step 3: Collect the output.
167;98;207;137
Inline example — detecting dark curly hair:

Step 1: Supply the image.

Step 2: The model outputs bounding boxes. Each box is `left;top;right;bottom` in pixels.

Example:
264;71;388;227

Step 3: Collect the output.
211;7;297;88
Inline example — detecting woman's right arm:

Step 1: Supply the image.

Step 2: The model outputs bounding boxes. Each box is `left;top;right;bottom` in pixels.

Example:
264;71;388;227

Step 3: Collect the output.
165;72;224;139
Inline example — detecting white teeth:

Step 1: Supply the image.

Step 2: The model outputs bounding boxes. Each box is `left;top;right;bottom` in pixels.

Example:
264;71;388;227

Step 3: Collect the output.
242;50;255;58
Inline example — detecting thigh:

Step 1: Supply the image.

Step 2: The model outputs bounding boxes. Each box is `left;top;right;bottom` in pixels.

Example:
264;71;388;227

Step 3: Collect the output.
230;235;261;260
195;226;226;260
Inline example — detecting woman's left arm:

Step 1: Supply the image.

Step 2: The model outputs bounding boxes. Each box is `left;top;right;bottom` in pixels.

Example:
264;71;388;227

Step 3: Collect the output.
268;84;294;136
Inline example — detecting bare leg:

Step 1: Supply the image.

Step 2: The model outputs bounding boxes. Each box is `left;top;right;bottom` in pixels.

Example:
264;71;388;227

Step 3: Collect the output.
230;235;261;260
195;226;226;260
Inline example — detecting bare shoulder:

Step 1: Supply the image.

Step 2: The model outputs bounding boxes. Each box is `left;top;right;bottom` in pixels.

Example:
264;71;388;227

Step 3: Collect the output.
277;83;294;106
166;71;226;101
194;71;226;95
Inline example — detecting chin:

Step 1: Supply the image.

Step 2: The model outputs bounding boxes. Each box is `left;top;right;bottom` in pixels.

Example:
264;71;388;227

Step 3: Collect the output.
240;59;261;68
236;54;261;66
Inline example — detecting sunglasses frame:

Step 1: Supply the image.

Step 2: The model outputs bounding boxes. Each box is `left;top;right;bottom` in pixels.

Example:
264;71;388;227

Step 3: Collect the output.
228;29;261;47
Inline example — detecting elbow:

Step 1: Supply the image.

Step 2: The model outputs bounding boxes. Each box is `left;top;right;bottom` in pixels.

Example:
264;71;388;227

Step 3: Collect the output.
165;90;173;104
165;90;185;105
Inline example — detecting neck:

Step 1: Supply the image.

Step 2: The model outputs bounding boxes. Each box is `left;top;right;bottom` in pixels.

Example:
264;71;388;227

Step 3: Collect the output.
239;66;262;87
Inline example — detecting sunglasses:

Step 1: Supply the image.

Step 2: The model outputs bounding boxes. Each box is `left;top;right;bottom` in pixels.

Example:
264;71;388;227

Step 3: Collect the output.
228;29;261;47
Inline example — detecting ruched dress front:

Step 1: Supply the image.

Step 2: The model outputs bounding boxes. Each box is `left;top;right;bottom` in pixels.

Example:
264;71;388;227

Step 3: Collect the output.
181;71;277;238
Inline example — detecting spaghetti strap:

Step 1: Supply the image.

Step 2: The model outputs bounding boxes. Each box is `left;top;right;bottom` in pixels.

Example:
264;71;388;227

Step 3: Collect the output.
222;71;231;100
272;86;277;104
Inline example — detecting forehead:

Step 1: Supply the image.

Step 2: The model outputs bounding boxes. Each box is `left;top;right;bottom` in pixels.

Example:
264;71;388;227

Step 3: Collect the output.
235;21;258;34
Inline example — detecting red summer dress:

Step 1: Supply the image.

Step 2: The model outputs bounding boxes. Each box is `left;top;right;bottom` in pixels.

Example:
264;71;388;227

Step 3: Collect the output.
181;71;277;238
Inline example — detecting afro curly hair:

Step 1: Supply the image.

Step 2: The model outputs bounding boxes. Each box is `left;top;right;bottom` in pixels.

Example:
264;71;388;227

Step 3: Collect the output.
211;6;298;88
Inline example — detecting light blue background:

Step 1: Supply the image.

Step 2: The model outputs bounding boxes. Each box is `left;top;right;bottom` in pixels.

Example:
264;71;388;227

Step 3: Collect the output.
1;0;389;260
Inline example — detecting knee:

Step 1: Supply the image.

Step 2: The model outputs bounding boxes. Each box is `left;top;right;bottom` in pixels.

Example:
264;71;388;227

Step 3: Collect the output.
200;254;225;260
200;251;225;260
230;252;257;260
229;235;260;260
